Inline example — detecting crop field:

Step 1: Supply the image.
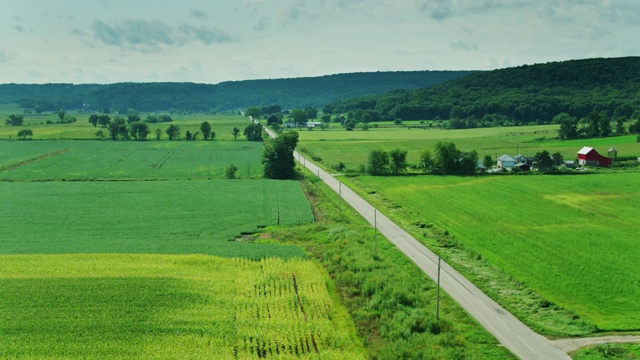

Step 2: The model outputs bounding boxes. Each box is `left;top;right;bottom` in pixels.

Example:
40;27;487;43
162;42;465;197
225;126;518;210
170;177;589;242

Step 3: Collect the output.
0;254;365;359
0;140;264;180
347;173;640;331
295;124;640;171
0;180;312;259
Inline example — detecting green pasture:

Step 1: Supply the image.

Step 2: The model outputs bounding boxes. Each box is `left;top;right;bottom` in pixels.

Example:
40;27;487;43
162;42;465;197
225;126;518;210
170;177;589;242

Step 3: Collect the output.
295;124;640;170
0;254;365;359
0;104;253;140
0;180;312;259
0;140;263;180
347;173;640;331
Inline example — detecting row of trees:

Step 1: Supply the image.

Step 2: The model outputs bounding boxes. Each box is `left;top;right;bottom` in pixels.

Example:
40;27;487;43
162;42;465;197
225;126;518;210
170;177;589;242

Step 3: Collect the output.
363;144;572;177
96;119;215;141
556;111;640;140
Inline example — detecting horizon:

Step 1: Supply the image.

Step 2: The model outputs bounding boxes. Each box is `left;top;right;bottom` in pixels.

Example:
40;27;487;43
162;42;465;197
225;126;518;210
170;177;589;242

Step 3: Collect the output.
1;1;638;84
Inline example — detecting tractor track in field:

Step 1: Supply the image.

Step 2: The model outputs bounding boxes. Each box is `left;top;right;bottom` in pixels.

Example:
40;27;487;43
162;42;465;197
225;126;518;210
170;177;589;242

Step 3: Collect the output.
552;335;640;353
0;149;70;172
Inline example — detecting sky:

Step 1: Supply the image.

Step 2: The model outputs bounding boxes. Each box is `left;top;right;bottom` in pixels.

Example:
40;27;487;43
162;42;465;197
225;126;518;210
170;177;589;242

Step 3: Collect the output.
1;0;639;84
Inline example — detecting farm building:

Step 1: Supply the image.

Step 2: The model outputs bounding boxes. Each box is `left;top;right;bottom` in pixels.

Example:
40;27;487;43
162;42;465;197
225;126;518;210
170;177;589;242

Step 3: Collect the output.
306;122;323;128
497;155;516;169
515;163;530;172
577;146;611;167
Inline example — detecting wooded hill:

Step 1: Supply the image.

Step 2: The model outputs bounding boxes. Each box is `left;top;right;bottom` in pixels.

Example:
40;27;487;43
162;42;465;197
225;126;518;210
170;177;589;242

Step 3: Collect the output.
324;57;640;126
0;71;476;113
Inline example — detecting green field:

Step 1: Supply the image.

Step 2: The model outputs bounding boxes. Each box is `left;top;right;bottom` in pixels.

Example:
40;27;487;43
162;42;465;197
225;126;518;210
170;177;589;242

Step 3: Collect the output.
344;174;640;332
0;254;365;359
0;140;264;180
0;180;312;259
295;124;640;171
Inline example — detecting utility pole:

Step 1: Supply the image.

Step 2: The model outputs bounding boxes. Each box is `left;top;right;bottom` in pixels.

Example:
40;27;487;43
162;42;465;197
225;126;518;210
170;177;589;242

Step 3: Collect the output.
338;182;342;221
436;256;441;321
374;209;377;258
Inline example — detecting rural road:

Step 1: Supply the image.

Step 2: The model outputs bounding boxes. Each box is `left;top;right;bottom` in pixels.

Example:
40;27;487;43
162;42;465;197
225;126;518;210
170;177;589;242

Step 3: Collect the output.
258;120;570;359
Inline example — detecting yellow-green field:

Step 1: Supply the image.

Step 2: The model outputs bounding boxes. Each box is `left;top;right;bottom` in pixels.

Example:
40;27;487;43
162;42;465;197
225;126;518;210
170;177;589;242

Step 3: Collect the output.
0;254;365;359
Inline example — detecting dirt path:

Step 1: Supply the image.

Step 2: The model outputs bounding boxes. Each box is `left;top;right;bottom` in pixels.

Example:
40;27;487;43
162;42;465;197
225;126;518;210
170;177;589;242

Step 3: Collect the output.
552;335;640;353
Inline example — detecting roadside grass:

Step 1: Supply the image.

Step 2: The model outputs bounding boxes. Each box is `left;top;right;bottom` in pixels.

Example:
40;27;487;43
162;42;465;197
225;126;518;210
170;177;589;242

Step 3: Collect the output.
0;180;312;259
571;343;640;359
295;124;640;171
0;254;365;359
339;173;640;335
0;140;264;180
262;176;516;359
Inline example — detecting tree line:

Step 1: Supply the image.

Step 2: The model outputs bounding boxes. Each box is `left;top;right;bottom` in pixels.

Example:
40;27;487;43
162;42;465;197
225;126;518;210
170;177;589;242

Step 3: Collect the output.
323;57;640;128
2;71;474;113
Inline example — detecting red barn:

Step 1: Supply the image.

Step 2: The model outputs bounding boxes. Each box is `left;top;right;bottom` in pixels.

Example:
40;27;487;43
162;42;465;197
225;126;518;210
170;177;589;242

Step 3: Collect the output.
577;146;611;167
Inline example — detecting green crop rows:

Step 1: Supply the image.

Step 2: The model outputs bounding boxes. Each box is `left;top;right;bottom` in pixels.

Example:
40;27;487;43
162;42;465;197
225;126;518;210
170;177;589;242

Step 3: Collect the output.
0;254;365;359
0;140;264;180
0;179;312;259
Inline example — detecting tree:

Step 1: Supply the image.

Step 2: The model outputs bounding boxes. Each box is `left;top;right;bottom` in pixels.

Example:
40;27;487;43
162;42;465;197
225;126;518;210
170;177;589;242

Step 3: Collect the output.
155;128;162;140
366;149;390;175
166;124;181;140
58;110;66;122
615;116;627;135
245;106;263;119
551;152;564;167
305;106;318;119
17;128;33;139
585;111;602;138
434;141;460;175
263;131;299;179
290;108;308;126
98;114;111;127
419;149;434;173
232;127;240;141
88;114;99;127
482;154;493;169
95;129;105;140
185;130;192;141
130;122;150;140
389;148;408;174
225;163;239;179
210;130;216;140
244;123;263;141
159;114;173;123
599;115;612;137
5;114;24;126
556;113;578;140
267;114;283;127
458;150;479;175
127;114;141;124
200;121;212;140
107;117;128;140
357;122;370;131
533;150;554;172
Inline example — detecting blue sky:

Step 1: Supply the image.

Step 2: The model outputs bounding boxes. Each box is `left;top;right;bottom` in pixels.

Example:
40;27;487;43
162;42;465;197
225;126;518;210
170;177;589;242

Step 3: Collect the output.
1;0;639;84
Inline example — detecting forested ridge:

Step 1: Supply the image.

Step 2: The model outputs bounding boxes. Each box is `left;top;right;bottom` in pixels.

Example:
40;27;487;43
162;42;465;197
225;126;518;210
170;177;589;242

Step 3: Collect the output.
0;70;475;113
324;57;640;125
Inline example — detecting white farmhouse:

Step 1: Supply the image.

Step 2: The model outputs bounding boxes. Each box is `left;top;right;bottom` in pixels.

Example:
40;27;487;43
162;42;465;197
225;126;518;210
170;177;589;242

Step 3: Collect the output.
497;154;516;169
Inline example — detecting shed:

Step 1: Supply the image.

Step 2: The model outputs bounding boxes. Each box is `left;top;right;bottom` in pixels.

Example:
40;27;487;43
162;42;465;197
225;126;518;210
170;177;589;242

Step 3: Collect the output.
577;146;611;167
515;162;530;172
497;154;516;169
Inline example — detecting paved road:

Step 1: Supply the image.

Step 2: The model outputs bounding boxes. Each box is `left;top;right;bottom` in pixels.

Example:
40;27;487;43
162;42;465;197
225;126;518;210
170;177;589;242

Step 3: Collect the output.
259;120;570;359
